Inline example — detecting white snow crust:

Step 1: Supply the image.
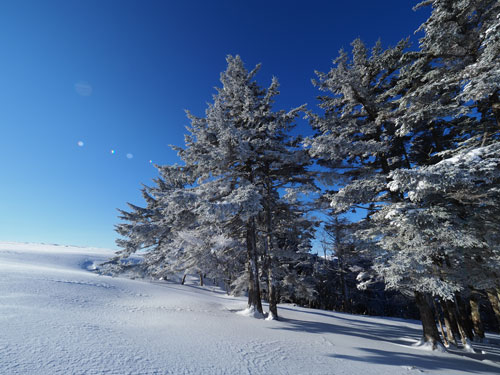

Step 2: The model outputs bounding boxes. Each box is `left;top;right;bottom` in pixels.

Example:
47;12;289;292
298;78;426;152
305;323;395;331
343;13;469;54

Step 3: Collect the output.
1;242;499;375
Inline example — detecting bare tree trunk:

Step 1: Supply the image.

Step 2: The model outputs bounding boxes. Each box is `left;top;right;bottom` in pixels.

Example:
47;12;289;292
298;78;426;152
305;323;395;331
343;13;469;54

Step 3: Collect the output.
260;178;279;320
487;290;500;331
414;292;443;350
455;294;475;340
469;292;485;341
181;274;187;285
456;319;471;349
433;300;449;347
265;242;278;320
331;216;351;313
247;226;257;308
267;263;278;319
246;220;263;314
223;271;232;295
339;266;347;312
453;298;475;351
441;300;459;346
199;273;204;287
265;199;278;320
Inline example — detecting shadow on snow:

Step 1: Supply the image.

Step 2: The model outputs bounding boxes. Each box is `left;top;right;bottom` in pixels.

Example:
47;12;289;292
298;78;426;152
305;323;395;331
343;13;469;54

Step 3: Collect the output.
273;306;500;374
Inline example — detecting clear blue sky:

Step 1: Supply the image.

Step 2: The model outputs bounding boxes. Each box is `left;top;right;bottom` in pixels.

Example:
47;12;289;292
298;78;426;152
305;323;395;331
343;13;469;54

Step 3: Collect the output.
0;1;428;249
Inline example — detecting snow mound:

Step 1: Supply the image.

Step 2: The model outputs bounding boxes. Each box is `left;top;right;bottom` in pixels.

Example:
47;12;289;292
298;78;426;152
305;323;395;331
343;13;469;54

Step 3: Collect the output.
236;306;265;319
412;338;447;352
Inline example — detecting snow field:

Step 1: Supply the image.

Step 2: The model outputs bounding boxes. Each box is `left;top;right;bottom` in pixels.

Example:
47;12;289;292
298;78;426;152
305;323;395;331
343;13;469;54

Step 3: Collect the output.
1;242;499;374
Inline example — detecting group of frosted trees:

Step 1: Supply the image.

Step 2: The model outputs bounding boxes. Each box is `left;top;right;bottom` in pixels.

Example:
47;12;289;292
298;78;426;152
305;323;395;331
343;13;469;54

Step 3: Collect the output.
109;0;500;350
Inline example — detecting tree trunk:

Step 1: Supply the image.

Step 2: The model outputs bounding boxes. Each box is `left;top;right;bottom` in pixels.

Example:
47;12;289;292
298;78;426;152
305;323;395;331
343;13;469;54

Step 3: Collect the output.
181;274;187;285
331;216;351;313
247;225;257;308
455;294;475;340
441;300;459;346
246;220;263;314
414;292;443;350
199;273;204;287
453;298;475;351
265;189;278;320
339;266;348;312
265;242;278;320
469;293;485;341
433;300;449;347
223;271;232;295
487;290;500;331
267;265;278;319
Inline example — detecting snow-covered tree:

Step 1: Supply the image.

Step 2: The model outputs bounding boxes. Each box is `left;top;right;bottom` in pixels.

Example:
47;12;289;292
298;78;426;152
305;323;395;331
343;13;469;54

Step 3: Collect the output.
394;0;500;144
307;0;500;348
112;56;314;319
172;55;313;316
106;165;196;277
305;35;450;347
253;135;315;318
370;142;500;346
308;38;413;194
260;197;317;318
354;0;500;349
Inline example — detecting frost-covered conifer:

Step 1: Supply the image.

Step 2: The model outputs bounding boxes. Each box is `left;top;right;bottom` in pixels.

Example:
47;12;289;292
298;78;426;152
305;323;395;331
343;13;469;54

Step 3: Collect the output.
172;55;311;315
307;37;413;214
260;197;317;318
308;0;500;348
368;142;500;348
306;38;415;289
109;165;200;278
395;0;500;142
381;143;500;293
355;0;500;348
113;56;314;318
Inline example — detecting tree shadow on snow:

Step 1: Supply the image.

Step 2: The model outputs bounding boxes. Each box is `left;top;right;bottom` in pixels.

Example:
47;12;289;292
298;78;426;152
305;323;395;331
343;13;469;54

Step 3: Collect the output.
272;307;500;374
274;313;422;347
329;347;500;374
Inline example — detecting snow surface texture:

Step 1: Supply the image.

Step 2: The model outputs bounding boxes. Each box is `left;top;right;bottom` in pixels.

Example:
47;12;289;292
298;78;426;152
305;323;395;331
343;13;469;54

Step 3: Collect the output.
1;242;500;375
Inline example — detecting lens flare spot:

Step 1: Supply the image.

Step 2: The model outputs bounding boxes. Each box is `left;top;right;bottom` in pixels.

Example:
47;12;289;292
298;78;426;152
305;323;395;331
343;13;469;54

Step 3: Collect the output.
126;153;134;159
149;160;153;164
74;82;93;96
77;141;84;147
110;149;115;154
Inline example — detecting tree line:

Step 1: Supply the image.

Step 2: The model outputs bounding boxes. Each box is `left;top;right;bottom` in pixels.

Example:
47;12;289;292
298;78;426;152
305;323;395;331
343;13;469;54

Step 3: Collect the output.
104;0;500;351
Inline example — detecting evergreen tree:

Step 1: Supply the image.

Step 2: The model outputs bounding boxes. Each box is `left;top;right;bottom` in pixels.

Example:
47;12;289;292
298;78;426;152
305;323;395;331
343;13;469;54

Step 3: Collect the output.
112;56;314;318
308;0;500;349
174;55;312;315
358;0;500;349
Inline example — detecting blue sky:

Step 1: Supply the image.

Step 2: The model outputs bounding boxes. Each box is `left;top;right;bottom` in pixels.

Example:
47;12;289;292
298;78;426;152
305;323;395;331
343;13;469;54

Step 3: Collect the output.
0;1;429;249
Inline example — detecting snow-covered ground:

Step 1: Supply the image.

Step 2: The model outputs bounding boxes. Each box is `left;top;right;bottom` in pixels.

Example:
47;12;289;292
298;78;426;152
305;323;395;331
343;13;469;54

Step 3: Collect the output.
1;242;499;375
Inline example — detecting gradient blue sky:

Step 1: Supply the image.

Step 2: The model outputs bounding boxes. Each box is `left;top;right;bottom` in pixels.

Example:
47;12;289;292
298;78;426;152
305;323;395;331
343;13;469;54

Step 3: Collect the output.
0;1;429;249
